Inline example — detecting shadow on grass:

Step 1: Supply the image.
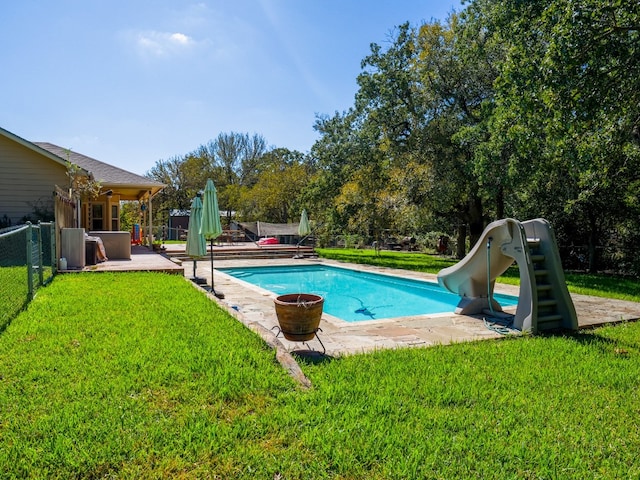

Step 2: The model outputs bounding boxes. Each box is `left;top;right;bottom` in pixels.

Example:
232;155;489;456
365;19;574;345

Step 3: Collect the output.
551;323;640;355
292;349;335;366
0;298;29;336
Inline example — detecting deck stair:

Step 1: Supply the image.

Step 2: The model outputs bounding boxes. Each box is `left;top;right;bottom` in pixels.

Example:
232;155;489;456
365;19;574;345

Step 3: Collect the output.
168;244;317;262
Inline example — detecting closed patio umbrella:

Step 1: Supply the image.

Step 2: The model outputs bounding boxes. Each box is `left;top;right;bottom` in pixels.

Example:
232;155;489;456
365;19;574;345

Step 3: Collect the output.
298;209;311;237
185;194;206;283
295;209;311;258
200;178;224;298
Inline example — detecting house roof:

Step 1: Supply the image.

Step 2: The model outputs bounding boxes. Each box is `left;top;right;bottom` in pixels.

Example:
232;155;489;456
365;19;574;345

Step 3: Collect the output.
34;142;165;201
0;126;90;176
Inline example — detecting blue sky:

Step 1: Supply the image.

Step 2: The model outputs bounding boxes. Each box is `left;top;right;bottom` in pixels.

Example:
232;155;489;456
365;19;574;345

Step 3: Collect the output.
1;1;462;175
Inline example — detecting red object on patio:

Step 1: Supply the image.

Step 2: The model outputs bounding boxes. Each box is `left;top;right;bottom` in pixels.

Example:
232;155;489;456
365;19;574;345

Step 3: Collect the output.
258;237;279;245
131;224;141;245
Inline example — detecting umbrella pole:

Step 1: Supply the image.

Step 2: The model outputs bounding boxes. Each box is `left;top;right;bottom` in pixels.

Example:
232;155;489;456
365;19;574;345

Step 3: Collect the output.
210;239;214;290
209;238;224;299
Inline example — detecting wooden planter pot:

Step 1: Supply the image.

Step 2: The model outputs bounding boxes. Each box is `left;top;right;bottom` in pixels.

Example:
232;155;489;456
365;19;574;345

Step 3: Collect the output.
274;293;324;341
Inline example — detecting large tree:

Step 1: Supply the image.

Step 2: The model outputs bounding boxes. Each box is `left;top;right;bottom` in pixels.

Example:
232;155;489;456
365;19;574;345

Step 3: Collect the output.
194;132;268;223
147;132;268;226
467;0;640;271
241;148;309;223
348;19;500;255
146;154;209;224
308;109;380;239
413;17;501;255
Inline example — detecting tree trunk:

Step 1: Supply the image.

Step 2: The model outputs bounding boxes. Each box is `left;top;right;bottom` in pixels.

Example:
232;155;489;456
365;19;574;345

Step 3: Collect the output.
468;195;484;249
587;211;598;274
453;195;484;259
456;224;467;259
496;185;505;220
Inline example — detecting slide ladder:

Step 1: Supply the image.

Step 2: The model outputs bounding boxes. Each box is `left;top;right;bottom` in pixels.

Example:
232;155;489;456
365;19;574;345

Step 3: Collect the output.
437;218;578;334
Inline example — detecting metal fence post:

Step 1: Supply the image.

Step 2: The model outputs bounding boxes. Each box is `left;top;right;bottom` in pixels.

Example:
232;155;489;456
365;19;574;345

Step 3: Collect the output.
51;222;57;274
26;222;34;301
37;222;44;286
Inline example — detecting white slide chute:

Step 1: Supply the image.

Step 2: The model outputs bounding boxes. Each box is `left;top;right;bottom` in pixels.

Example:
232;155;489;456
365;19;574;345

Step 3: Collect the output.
437;218;578;333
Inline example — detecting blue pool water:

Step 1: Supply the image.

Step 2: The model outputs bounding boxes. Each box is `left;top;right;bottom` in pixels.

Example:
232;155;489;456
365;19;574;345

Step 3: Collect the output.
219;264;518;322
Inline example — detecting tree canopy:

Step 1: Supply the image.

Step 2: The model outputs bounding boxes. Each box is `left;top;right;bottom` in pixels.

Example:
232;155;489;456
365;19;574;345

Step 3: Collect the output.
146;0;640;275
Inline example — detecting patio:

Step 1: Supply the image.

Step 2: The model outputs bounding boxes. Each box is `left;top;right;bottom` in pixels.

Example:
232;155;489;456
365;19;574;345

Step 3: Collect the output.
79;245;184;274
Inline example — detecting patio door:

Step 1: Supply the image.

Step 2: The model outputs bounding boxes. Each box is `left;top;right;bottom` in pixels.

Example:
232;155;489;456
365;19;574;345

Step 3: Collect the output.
90;203;105;231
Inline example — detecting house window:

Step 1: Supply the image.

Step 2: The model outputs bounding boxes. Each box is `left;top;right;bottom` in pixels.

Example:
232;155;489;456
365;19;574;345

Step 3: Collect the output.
111;204;119;231
91;203;104;231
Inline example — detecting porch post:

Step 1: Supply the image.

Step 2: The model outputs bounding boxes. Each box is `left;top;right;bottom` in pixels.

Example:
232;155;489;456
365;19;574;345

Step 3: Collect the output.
148;191;153;248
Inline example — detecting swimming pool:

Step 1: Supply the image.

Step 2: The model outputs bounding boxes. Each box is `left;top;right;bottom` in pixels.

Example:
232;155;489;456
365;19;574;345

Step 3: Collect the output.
218;264;518;322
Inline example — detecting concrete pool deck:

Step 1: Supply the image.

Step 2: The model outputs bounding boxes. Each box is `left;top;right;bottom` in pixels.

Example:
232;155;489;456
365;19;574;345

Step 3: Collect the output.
183;256;640;357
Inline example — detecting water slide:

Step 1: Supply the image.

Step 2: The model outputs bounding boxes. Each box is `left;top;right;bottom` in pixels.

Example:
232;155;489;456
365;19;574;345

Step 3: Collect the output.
437;218;578;333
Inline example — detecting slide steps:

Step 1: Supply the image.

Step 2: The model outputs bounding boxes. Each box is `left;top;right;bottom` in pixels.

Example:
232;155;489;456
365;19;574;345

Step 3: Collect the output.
528;236;570;331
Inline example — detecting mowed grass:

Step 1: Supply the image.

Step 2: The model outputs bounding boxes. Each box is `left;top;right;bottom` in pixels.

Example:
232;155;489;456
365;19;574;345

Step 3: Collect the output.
1;271;640;477
0;266;31;330
0;273;295;478
316;247;456;274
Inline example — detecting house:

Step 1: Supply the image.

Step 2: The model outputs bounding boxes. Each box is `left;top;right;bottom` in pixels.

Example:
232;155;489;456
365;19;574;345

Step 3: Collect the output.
0;126;164;240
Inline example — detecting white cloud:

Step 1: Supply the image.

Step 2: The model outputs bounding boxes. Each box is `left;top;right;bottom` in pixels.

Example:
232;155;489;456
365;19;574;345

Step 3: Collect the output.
132;30;197;58
170;32;190;45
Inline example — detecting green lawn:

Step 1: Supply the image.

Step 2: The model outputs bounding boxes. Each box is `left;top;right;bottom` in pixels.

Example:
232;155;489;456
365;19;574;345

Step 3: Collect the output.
1;271;640;478
0;265;48;331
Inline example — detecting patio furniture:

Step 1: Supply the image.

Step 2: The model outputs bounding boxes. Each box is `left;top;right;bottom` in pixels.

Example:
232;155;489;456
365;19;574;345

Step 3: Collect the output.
89;231;131;259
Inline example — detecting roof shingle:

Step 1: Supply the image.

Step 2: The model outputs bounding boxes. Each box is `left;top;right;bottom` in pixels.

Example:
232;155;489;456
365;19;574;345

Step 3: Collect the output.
34;142;164;188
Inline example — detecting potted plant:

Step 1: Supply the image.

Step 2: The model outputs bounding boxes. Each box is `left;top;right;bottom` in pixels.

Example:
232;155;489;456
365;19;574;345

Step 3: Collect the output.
274;293;324;341
152;239;164;252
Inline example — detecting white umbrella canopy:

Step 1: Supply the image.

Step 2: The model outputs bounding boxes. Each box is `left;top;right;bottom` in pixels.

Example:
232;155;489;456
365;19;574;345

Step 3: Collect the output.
185;195;206;282
200;179;224;298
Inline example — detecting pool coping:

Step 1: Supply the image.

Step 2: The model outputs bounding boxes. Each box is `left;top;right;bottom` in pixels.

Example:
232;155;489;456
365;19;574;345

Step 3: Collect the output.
185;256;640;358
216;261;519;326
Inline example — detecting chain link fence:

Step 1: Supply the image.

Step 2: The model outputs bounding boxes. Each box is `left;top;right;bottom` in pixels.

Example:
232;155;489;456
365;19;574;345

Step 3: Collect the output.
0;222;56;330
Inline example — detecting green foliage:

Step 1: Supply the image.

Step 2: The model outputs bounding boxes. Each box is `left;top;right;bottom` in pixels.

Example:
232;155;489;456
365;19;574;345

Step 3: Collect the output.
314;0;639;271
141;1;640;275
0;214;11;229
118;201;140;233
239;148;310;223
20;199;55;224
146;134;316;226
466;0;640;272
66;158;102;201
